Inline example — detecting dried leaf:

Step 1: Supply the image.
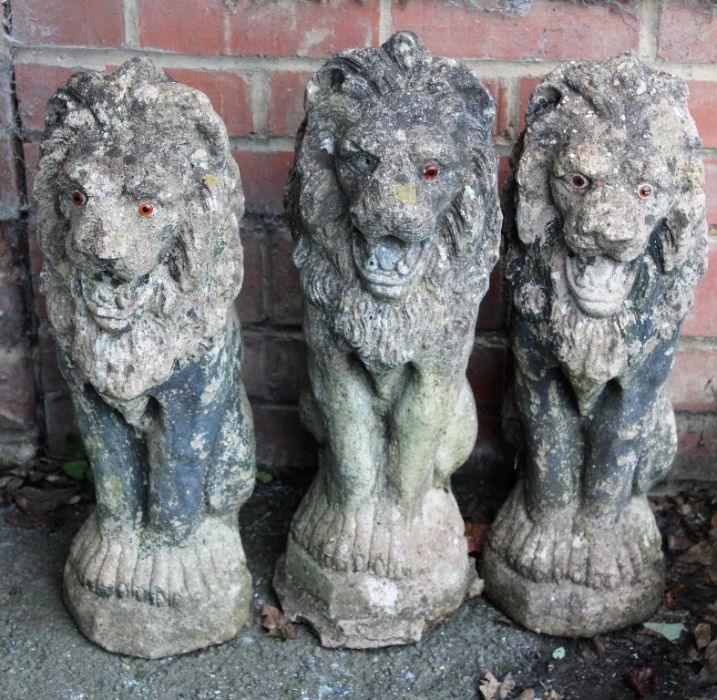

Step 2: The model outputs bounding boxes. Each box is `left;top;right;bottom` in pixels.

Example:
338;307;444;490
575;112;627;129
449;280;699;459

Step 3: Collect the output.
680;540;717;566
697;639;717;686
710;511;717;530
694;623;712;650
260;604;295;640
622;667;657;697
4;510;54;528
517;690;535;700
662;581;685;609
544;691;563;700
498;673;514;699
593;638;606;657
479;672;499;700
464;521;490;556
12;486;79;515
667;533;693;551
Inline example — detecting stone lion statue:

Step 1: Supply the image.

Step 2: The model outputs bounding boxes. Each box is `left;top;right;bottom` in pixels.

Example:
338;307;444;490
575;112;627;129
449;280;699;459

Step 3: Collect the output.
36;58;255;657
275;31;501;647
482;55;708;636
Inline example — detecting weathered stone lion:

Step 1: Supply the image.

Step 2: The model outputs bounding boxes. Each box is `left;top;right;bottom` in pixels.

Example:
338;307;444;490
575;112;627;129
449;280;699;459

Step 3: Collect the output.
274;31;501;647
482;56;708;636
36;58;255;657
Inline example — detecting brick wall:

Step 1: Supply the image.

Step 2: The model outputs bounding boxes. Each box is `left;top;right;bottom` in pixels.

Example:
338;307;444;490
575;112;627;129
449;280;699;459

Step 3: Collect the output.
2;0;716;480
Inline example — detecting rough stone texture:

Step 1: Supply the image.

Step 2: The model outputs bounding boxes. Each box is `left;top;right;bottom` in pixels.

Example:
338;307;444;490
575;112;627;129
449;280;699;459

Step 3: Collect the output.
482;56;709;637
34;59;255;657
275;32;502;648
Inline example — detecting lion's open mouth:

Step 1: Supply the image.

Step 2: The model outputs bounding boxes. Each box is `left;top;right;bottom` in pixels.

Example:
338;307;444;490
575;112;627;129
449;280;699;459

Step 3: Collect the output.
565;254;636;318
79;272;154;329
352;234;429;299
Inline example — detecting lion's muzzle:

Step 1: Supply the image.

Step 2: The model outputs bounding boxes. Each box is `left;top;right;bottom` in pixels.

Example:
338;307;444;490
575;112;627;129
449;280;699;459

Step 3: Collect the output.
565;254;637;318
352;232;430;300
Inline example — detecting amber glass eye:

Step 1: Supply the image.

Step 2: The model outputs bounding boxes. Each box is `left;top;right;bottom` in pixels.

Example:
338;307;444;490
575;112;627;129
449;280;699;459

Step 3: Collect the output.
69;191;86;206
638;183;654;199
423;164;439;181
571;174;588;189
138;202;155;218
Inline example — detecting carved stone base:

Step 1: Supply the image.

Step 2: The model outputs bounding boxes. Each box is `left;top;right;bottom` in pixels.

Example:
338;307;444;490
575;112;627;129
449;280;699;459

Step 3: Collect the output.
63;514;252;658
481;487;665;637
274;488;474;648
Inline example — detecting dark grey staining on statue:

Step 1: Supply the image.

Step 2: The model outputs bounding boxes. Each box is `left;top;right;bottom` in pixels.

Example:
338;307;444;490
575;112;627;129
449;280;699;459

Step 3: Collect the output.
35;58;255;657
274;31;502;648
482;56;709;636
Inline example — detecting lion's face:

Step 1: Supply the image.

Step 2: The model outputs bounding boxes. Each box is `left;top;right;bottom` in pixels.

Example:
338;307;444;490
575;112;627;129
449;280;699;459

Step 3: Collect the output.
56;144;192;332
335;107;466;301
548;124;676;318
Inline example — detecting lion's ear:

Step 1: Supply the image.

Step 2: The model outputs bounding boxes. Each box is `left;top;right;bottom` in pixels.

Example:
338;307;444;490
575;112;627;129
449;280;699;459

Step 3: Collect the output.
383;31;427;71
525;83;563;128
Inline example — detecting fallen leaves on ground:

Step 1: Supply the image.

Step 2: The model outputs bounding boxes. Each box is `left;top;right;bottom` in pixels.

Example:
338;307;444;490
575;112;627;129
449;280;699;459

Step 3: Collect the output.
622;666;657;697
260;604;296;640
478;671;514;700
697;638;717;686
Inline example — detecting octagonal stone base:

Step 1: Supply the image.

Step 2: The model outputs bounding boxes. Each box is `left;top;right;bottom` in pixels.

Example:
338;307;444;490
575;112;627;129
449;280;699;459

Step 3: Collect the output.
63;515;252;658
274;488;475;648
481;491;665;637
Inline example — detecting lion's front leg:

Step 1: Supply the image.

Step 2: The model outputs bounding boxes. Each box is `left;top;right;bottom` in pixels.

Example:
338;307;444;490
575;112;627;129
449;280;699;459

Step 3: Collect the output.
486;361;584;584
290;310;384;573
63;369;144;599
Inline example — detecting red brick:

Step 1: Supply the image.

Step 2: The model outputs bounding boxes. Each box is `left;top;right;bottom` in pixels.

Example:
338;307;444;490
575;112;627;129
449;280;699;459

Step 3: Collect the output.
0;283;26;347
241;333;264;399
683;237;717;336
0;137;20;220
518;76;547;133
669;347;717;412
38;322;67;395
253;404;316;468
236;221;266;324
232;150;294;213
0;223;15;275
165;69;254;138
227;0;380;57
15;64;75;132
0;349;36;430
0;61;14;131
659;0;717;62
139;0;226;55
12;0;124;48
264;336;308;403
689;82;717;150
672;413;717;482
392;0;639;60
706;160;717;226
467;344;506;408
479;79;510;138
266;71;312;137
22;142;40;206
44;392;77;459
268;220;302;326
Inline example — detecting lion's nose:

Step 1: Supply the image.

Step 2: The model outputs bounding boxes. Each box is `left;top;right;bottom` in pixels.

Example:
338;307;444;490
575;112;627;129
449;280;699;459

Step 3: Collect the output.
72;219;127;269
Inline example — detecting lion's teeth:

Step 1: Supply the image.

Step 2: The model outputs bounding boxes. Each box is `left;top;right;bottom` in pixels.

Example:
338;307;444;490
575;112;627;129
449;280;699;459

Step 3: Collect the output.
397;260;409;276
375;239;402;271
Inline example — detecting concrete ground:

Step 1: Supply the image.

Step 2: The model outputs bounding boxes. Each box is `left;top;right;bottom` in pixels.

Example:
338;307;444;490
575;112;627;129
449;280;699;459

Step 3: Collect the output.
0;477;707;700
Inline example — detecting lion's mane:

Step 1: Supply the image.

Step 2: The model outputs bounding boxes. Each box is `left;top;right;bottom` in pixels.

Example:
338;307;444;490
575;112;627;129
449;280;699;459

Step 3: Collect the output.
287;32;501;369
507;55;708;390
36;58;244;408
